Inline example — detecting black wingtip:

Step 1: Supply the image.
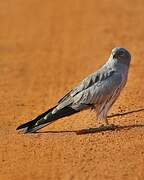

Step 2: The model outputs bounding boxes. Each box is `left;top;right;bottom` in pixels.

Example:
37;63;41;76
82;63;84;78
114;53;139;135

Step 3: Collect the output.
16;124;26;130
16;106;79;133
16;126;21;130
16;119;38;130
16;106;57;131
16;124;25;130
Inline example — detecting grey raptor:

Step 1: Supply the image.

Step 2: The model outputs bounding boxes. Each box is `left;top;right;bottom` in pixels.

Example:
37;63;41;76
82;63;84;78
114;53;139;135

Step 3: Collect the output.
16;47;131;133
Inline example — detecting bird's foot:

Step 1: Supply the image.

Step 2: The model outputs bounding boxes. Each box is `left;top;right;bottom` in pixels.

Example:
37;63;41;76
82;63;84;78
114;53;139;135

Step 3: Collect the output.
99;124;117;131
76;124;118;135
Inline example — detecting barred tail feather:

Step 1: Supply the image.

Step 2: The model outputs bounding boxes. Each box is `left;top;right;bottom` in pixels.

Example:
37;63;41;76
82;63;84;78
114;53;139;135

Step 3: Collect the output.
16;106;78;133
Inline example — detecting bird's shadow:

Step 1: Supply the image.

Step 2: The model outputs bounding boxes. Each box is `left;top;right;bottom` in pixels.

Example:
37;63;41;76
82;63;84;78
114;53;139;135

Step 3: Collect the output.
35;108;144;135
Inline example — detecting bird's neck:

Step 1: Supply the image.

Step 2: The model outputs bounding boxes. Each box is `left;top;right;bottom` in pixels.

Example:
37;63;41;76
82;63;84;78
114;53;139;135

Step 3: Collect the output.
107;56;129;68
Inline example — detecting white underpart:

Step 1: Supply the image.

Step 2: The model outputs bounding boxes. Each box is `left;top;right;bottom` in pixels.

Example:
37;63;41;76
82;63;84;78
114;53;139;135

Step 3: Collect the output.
95;69;128;120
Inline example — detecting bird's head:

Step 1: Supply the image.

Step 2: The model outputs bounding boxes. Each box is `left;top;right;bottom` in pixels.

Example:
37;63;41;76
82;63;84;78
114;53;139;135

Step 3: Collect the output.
111;47;131;66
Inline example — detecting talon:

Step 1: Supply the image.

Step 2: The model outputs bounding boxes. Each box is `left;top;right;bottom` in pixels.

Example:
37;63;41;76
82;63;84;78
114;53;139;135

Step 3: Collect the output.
98;124;117;131
100;124;105;127
107;124;117;130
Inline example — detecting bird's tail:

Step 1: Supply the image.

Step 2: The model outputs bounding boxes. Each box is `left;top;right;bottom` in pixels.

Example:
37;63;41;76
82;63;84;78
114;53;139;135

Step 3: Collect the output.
16;106;78;133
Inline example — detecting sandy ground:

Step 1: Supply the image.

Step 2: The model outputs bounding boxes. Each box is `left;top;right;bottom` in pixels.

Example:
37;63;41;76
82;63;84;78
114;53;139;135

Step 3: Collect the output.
0;0;144;179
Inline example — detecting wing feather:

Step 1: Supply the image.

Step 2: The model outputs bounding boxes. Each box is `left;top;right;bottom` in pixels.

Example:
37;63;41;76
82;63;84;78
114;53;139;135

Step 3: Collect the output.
58;69;115;105
72;71;123;109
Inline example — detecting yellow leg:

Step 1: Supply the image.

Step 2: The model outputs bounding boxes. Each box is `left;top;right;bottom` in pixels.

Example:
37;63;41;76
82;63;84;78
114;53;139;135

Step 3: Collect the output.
105;118;109;125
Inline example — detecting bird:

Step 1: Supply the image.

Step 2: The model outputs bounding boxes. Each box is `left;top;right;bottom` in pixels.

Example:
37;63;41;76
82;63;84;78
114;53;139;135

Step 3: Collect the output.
16;47;131;133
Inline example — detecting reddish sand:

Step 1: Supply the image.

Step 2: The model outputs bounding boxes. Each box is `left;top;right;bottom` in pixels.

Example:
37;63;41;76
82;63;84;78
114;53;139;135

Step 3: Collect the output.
0;0;144;179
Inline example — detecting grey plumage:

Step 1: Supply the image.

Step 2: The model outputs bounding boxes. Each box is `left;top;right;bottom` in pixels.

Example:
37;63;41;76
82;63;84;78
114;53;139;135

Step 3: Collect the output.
16;47;131;133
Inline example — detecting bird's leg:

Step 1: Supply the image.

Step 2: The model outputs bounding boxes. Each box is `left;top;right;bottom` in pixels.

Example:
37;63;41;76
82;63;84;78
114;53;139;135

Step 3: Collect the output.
93;110;117;131
105;118;109;125
98;118;116;131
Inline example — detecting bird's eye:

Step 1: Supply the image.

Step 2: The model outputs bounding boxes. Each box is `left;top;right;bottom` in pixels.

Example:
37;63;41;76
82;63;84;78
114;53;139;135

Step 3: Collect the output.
118;51;125;56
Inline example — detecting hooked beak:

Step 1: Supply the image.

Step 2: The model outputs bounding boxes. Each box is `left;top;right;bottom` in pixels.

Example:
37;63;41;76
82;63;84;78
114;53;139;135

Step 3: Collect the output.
113;53;117;59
